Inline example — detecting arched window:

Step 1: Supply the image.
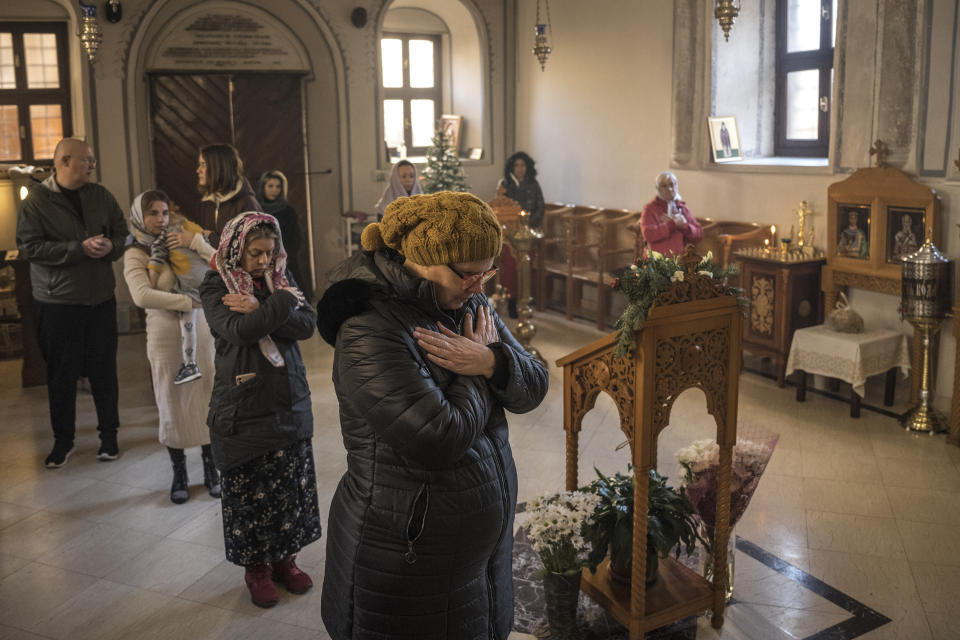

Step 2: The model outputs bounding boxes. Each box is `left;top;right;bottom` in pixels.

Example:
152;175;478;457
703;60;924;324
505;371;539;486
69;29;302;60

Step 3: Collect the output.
381;25;443;157
378;0;486;164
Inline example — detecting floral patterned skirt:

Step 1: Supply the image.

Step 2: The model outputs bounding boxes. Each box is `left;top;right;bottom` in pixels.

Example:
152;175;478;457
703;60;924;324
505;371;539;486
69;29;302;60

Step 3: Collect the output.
220;438;322;566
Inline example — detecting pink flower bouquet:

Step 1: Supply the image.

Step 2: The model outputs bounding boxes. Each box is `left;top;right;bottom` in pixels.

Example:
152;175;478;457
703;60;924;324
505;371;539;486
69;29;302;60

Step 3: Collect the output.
675;425;779;536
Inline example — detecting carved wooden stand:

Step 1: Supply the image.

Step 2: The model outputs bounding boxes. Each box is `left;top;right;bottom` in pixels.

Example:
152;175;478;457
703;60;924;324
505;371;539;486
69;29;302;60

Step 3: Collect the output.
557;248;741;637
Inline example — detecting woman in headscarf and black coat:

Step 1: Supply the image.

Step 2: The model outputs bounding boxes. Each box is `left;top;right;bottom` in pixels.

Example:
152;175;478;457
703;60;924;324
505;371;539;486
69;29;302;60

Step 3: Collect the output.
256;169;304;286
200;211;320;609
316;192;549;639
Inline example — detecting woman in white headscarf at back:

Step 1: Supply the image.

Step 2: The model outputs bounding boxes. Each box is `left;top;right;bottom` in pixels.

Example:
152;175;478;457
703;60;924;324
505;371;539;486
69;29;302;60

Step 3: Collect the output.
374;160;423;220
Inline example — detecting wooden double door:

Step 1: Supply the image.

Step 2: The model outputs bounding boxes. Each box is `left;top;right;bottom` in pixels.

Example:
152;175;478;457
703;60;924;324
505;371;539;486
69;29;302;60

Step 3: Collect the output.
148;73;312;292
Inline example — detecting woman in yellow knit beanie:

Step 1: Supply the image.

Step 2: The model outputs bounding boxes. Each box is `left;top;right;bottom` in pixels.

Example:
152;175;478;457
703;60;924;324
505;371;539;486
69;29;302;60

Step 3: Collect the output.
360;191;502;309
316;190;548;639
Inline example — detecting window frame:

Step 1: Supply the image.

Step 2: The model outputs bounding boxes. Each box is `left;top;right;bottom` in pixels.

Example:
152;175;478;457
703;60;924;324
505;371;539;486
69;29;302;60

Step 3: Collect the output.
0;21;72;164
774;0;834;157
381;32;441;157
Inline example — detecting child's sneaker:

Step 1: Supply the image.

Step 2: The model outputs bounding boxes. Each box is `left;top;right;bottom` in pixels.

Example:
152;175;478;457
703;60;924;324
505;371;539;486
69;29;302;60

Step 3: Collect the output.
173;363;202;385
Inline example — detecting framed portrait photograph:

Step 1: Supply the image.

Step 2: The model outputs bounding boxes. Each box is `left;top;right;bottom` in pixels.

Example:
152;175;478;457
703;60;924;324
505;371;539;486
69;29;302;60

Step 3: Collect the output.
886;206;925;263
707;115;742;163
835;204;870;260
440;114;463;155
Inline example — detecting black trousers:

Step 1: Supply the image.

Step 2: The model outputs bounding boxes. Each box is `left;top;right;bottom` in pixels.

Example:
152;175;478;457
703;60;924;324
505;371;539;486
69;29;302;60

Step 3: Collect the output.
34;297;119;445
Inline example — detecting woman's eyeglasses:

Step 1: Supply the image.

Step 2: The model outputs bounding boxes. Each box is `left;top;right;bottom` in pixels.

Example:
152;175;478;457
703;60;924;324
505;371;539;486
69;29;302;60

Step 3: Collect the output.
447;264;498;289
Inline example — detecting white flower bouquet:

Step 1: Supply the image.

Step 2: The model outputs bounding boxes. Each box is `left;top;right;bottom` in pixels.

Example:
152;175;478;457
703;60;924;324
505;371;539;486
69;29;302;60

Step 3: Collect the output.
525;490;601;575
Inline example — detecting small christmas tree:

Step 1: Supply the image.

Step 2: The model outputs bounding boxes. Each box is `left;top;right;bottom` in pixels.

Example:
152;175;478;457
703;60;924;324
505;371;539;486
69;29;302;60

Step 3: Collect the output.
421;128;470;193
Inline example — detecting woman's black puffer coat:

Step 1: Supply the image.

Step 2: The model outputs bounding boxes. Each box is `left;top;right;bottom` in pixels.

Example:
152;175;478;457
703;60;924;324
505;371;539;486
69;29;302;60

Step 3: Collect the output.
200;270;316;472
316;250;549;640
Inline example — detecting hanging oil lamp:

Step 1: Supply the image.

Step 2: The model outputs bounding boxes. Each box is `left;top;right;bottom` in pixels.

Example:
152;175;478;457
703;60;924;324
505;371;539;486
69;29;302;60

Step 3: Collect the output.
532;0;552;71
715;0;740;41
78;2;102;63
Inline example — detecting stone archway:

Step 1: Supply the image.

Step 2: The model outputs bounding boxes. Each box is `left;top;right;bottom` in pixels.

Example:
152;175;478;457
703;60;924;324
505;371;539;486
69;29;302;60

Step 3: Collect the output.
123;0;347;292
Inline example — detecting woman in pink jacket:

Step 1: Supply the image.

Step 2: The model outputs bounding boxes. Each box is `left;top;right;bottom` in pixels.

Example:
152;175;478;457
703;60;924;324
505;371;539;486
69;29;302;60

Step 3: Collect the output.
640;171;702;257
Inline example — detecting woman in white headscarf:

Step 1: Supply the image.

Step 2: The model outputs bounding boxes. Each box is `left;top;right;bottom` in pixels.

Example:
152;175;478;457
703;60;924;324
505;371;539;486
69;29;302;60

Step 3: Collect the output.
374;160;423;220
122;189;220;505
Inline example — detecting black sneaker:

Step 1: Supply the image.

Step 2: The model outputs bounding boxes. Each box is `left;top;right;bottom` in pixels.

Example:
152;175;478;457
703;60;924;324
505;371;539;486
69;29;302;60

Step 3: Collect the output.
173;363;202;385
45;442;75;468
97;433;119;461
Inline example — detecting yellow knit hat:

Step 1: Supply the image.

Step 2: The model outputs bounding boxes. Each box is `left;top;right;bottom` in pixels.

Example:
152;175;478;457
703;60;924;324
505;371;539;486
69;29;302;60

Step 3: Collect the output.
361;191;503;265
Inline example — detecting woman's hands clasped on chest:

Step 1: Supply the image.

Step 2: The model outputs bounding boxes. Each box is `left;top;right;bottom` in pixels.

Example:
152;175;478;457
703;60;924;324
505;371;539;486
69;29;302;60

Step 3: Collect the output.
413;305;497;378
222;293;260;314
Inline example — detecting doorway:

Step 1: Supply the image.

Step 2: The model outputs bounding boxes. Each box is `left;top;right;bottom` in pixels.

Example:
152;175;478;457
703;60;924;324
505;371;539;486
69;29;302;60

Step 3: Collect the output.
148;73;312;293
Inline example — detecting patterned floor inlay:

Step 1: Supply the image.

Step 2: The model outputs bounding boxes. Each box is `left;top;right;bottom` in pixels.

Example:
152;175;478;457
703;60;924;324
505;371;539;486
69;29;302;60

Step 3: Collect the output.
512;529;892;639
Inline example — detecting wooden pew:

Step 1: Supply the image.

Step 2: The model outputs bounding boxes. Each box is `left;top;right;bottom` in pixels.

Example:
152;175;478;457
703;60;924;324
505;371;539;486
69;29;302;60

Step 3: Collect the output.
537;204;599;313
697;218;768;267
566;208;641;329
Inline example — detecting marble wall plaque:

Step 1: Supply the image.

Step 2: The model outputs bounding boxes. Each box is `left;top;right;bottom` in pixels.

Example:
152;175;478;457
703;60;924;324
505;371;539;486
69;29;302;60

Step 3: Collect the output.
149;4;308;71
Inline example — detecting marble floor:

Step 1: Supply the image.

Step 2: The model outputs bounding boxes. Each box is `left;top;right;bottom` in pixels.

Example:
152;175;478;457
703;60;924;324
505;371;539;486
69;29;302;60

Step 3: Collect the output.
0;311;958;639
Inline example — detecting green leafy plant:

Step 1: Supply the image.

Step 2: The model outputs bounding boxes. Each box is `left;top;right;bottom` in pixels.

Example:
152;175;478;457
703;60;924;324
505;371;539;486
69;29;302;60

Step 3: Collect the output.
582;467;634;575
582;466;705;583
646;467;705;561
610;250;741;358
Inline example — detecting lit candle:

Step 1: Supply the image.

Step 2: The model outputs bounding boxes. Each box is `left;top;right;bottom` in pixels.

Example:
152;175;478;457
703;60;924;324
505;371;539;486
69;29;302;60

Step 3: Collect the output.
770;225;777;244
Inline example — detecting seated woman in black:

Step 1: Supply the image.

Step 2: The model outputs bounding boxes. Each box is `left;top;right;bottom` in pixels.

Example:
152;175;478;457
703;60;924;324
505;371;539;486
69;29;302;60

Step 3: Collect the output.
496;151;545;228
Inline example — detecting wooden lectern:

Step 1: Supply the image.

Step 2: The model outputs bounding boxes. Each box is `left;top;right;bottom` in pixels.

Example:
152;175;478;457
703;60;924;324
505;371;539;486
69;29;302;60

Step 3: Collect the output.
556;247;741;636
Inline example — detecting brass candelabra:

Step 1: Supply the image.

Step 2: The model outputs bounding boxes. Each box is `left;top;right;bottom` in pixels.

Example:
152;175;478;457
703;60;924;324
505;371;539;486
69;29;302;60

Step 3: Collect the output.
901;315;950;434
900;240;953;434
509;221;545;365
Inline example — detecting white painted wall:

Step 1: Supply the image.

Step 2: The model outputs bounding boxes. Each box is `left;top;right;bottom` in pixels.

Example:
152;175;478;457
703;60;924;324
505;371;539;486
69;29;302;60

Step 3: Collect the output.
516;0;676;208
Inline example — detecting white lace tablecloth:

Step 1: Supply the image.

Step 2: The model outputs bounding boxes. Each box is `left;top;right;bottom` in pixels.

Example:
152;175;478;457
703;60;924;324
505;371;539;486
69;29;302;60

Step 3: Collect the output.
785;325;911;398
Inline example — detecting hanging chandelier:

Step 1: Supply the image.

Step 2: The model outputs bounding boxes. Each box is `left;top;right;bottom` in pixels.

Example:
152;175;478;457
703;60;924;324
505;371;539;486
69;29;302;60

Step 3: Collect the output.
715;0;741;41
78;2;102;63
532;0;552;71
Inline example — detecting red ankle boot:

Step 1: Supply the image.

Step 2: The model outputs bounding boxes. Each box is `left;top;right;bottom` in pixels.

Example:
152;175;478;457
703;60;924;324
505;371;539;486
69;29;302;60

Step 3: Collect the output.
244;564;279;608
271;555;313;594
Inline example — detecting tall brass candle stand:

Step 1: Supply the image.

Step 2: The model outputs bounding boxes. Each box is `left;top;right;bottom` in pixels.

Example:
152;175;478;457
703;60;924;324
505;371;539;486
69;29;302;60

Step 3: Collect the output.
487;283;509;319
509;220;546;365
900;240;953;434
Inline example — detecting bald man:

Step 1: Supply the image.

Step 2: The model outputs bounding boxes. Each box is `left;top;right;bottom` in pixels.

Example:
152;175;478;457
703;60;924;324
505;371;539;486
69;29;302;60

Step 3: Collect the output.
16;138;127;468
